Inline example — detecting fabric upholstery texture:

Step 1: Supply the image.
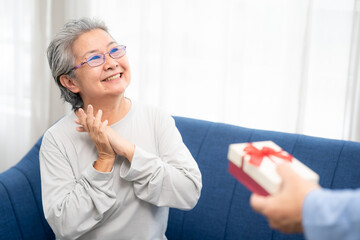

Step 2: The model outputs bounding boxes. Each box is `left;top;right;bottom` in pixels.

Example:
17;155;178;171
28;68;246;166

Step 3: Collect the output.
1;116;360;240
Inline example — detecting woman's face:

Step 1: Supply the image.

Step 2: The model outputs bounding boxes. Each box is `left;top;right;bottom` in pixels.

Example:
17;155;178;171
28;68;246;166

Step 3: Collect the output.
69;28;131;104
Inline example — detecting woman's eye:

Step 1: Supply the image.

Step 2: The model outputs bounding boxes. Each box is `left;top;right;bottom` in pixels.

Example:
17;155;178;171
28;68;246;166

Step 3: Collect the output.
88;55;102;61
110;48;119;54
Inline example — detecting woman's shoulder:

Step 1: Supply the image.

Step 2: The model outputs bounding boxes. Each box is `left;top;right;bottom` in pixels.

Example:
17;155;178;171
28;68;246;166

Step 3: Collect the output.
132;100;171;122
43;112;77;140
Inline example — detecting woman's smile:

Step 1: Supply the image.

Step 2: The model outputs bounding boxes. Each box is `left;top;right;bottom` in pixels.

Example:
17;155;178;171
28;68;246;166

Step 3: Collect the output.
102;73;122;82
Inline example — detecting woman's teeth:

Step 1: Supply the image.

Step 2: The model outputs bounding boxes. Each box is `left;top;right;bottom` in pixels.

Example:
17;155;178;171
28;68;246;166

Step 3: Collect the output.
104;73;121;81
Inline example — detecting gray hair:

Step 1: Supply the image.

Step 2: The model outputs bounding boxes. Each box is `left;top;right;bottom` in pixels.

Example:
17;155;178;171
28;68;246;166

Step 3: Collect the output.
47;18;109;110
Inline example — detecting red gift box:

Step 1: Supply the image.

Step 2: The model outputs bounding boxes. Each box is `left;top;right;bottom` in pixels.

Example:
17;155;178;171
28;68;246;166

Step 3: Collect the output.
228;141;319;196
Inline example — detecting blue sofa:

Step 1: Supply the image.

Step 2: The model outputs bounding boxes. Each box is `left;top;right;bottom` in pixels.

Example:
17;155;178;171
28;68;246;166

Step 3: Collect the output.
1;116;360;240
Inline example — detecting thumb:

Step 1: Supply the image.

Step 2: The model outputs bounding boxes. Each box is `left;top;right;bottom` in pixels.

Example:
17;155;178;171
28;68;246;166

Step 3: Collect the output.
276;163;304;193
276;163;296;181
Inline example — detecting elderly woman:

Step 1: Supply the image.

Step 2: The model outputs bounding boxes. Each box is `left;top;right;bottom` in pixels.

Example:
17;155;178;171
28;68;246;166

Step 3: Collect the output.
40;18;202;240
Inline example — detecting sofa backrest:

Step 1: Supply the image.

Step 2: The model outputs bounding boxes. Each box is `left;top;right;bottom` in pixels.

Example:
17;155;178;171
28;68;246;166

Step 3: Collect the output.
166;116;360;240
1;116;360;240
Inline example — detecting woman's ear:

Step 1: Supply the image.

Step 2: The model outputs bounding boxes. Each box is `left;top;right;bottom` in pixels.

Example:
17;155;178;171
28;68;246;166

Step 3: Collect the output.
59;75;80;93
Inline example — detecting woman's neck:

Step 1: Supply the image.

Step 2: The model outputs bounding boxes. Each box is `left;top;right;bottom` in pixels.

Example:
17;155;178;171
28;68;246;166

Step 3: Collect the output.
82;96;131;125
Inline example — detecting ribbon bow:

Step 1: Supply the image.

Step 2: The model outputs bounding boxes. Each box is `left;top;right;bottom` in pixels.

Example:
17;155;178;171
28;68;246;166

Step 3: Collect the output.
243;143;292;167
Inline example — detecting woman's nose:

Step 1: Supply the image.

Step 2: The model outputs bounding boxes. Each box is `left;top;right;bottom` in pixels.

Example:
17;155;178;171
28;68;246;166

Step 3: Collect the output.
103;54;119;70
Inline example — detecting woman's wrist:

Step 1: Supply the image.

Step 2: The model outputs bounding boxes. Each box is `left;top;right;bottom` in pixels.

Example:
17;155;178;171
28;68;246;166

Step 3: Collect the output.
107;127;134;162
123;143;135;163
94;156;115;172
112;140;135;163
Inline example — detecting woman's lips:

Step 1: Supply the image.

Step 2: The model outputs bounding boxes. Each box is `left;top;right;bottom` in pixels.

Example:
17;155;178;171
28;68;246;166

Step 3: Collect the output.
102;73;122;81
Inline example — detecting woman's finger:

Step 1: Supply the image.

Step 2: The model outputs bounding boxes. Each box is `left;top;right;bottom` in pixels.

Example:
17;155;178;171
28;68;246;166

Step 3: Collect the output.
76;108;89;132
86;105;94;128
100;119;108;131
94;109;102;128
74;118;85;127
77;108;87;123
76;126;86;132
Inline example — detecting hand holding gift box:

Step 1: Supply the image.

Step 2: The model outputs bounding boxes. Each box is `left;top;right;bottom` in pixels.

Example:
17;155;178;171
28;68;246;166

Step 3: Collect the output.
228;141;319;196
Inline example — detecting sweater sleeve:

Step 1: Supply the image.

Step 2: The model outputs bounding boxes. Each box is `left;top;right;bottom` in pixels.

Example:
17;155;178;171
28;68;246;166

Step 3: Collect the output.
119;113;202;210
39;131;117;239
302;188;360;240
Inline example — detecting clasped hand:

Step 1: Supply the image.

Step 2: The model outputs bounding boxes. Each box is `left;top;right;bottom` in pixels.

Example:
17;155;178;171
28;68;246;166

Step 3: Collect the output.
74;105;135;172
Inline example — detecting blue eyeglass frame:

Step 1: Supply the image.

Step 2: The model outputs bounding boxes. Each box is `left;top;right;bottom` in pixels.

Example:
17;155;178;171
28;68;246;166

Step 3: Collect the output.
70;45;127;72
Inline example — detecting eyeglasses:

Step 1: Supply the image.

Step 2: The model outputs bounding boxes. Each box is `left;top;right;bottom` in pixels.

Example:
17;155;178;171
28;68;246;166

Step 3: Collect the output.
70;45;127;71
